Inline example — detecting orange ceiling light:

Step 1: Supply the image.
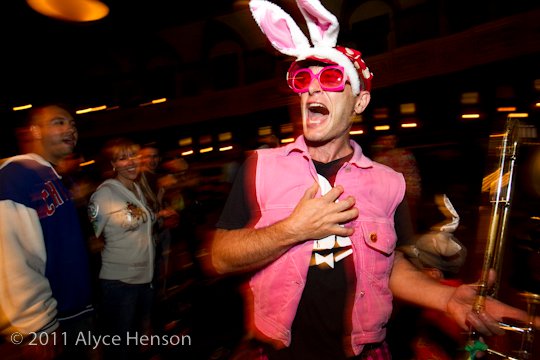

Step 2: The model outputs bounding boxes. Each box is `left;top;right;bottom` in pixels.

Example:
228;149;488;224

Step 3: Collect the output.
26;0;109;22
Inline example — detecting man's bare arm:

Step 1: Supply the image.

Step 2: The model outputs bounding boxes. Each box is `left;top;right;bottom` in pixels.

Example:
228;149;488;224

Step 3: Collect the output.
390;252;534;336
390;251;454;310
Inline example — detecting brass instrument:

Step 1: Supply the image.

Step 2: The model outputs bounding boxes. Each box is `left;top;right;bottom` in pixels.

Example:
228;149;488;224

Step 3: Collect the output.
467;115;539;360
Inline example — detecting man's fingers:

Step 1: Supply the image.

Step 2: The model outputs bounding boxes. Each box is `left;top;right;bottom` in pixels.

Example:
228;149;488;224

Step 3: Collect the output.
335;195;356;209
302;181;320;200
323;184;345;202
331;207;359;224
302;183;351;207
485;298;528;324
469;309;506;336
487;268;497;288
466;311;504;336
333;225;354;237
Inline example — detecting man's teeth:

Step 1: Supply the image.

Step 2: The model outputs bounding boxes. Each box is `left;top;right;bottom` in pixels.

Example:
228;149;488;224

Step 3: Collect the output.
308;103;329;115
308;103;325;109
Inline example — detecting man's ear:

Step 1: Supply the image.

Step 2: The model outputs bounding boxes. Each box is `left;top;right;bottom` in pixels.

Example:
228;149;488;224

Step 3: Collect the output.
29;125;42;140
354;91;371;114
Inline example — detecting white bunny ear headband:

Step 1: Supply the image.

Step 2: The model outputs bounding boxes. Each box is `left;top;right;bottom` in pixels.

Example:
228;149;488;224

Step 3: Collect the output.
249;0;374;95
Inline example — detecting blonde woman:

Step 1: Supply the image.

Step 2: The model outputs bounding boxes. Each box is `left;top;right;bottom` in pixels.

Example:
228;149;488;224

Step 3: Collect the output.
88;138;155;359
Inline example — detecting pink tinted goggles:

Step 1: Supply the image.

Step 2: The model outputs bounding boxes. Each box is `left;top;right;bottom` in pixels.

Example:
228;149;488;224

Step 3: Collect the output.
287;65;347;93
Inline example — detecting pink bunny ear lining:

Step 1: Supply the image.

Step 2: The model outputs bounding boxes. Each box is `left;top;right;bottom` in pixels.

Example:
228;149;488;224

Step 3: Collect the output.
259;16;298;51
250;0;310;57
297;0;339;47
303;11;332;33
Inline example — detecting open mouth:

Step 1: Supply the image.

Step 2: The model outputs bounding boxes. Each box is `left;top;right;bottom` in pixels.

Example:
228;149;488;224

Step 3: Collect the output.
63;138;76;147
307;103;329;124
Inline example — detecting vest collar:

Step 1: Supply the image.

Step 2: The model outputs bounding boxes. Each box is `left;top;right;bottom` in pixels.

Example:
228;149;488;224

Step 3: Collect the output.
283;135;373;168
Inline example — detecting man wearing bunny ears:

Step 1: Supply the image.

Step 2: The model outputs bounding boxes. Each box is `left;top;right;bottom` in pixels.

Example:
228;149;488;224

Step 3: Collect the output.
211;1;532;359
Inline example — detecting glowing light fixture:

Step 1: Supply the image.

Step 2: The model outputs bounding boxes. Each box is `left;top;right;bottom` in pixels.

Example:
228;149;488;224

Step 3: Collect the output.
140;98;167;107
461;92;479;105
508;113;529;118
76;105;107;114
79;160;95;167
374;125;390;131
281;138;295;144
349;130;364;135
258;126;273;136
401;122;417;128
218;132;232;142
181;150;194;156
26;0;109;22
461;114;480;119
179;138;192;147
219;146;233;152
400;103;416;115
13;104;32;111
497;107;517;112
351;113;362;123
200;147;213;154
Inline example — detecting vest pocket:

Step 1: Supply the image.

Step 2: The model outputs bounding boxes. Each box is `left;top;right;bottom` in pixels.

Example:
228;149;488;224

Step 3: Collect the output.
357;220;397;255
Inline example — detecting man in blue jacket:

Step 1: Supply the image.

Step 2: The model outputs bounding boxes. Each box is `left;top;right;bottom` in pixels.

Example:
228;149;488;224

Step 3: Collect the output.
0;103;94;359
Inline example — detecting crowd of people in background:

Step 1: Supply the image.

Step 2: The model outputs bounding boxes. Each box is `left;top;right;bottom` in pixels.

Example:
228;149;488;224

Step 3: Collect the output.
0;103;249;360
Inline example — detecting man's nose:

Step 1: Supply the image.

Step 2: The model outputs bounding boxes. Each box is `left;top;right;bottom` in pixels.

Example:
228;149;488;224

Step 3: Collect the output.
308;77;323;94
66;121;77;133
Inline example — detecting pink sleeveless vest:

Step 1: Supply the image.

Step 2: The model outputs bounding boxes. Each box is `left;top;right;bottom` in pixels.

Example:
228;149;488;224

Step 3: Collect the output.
246;136;405;356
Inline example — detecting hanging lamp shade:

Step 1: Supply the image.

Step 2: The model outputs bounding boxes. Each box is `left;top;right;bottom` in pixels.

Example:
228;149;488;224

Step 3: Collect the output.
26;0;109;22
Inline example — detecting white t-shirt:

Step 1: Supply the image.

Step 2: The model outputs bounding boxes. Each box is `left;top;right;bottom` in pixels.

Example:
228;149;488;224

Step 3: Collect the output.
88;179;155;284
